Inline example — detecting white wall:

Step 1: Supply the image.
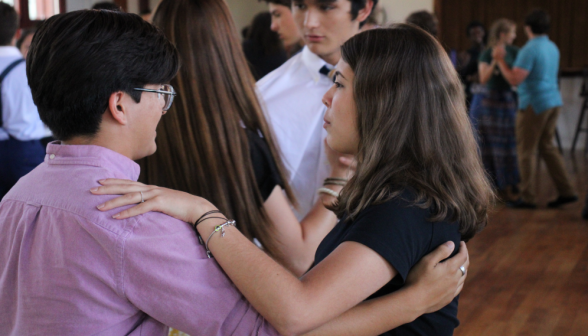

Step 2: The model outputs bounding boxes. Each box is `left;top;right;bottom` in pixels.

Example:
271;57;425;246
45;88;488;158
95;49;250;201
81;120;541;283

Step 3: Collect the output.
559;78;586;150
379;0;433;25
225;0;267;36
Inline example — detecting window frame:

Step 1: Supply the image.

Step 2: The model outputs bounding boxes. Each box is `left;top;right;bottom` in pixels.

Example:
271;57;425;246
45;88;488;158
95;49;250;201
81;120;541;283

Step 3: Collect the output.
18;0;66;28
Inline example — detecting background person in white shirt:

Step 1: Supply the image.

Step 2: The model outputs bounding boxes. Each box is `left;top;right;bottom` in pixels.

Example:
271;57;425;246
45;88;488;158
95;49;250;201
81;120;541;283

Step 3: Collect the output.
0;3;49;200
258;0;375;219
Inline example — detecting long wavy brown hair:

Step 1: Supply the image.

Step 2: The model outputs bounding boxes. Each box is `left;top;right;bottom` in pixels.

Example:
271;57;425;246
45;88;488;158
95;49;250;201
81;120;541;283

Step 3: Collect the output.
333;25;494;241
144;0;295;259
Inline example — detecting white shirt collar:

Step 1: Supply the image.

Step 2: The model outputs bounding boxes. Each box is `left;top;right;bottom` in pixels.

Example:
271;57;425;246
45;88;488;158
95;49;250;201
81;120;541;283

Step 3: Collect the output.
301;46;333;83
0;46;22;58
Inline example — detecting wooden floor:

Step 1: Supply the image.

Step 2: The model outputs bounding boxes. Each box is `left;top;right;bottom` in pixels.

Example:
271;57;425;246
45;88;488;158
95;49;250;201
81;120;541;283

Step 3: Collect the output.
455;151;588;336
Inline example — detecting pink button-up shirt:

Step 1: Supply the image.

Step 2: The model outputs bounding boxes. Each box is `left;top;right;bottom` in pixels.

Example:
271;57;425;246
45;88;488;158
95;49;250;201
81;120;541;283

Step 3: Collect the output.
0;143;278;336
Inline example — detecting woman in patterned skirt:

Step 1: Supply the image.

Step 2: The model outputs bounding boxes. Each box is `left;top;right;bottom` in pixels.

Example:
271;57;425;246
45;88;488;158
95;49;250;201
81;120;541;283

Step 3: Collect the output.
472;18;520;199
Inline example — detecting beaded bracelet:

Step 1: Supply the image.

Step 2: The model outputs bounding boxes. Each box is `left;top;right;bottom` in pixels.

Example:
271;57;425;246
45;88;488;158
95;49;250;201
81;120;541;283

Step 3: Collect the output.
324;180;347;187
195;217;228;245
205;219;237;258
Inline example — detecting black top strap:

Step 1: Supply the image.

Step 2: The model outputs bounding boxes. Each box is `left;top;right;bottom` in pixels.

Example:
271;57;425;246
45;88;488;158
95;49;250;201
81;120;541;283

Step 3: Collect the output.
0;58;26;129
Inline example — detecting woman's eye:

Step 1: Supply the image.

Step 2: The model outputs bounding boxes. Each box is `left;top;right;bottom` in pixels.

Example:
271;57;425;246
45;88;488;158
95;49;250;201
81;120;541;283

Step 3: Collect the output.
334;82;343;88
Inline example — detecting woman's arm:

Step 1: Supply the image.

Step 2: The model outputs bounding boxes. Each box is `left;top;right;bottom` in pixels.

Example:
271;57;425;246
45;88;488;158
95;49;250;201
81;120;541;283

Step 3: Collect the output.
264;185;340;276
264;141;351;276
478;60;496;85
92;182;468;336
199;216;397;335
493;45;529;86
301;241;469;336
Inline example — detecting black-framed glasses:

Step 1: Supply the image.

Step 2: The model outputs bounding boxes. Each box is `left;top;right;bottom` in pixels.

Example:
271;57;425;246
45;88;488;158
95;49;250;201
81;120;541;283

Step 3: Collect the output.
133;84;177;113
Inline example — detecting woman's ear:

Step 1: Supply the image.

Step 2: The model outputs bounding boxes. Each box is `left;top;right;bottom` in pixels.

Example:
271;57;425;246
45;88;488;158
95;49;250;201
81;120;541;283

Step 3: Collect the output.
107;91;128;125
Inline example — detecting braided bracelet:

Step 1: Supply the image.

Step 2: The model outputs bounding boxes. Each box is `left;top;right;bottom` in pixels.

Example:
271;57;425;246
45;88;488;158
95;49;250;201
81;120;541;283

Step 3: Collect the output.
205;219;237;258
194;210;222;227
318;187;340;198
324;180;347;187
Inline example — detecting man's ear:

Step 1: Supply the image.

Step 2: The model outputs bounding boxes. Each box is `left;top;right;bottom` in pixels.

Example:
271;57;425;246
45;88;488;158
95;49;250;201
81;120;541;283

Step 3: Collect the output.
355;0;374;24
107;91;128;126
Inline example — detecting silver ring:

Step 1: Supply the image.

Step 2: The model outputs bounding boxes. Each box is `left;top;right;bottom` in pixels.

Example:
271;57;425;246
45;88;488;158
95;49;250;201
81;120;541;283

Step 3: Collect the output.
140;191;145;203
460;266;466;276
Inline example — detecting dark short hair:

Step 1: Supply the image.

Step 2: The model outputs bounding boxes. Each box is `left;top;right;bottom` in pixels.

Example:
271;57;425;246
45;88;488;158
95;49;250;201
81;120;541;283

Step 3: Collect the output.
27;10;179;140
406;10;438;37
466;20;485;36
16;28;36;50
0;3;18;46
349;0;378;22
525;9;550;35
259;0;291;7
276;0;377;24
91;2;122;11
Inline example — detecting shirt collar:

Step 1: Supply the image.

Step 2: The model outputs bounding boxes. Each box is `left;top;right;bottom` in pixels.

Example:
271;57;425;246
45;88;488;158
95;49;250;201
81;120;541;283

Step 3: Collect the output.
45;142;141;181
0;46;22;57
301;46;333;83
532;35;549;41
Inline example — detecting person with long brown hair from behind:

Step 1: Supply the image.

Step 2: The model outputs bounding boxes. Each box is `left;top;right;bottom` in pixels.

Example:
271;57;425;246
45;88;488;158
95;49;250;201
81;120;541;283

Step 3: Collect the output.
134;0;348;277
93;25;487;335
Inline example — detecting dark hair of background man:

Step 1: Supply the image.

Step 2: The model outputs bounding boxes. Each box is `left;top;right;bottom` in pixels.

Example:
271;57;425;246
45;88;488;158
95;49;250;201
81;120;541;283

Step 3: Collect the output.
525;9;550;35
91;2;122;11
26;10;179;140
406;10;438;37
466;20;484;36
0;3;18;46
260;0;379;22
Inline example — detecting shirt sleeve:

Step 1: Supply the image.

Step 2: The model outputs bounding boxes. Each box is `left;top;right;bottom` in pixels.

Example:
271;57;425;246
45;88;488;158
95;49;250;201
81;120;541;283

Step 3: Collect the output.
247;129;284;201
341;196;434;283
1;63;48;141
513;44;535;72
478;48;492;64
121;212;278;336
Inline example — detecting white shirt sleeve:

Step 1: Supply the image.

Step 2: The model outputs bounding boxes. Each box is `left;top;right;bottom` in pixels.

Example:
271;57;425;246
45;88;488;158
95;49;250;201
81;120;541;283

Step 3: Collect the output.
1;62;49;141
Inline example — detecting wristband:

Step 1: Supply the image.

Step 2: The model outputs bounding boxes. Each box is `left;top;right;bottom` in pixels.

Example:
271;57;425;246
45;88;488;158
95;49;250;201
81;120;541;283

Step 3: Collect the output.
318;187;340;198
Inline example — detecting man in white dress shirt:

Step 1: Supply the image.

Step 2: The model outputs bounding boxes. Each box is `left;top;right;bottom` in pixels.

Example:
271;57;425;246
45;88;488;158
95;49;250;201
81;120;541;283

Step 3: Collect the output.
0;3;49;199
258;0;375;218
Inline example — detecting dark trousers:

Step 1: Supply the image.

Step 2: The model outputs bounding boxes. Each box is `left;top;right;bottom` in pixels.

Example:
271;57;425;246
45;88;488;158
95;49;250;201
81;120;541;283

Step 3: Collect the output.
0;137;45;200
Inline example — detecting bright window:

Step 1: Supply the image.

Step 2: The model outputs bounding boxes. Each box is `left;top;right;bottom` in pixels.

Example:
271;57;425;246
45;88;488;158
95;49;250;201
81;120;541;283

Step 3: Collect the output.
27;0;60;20
0;0;19;11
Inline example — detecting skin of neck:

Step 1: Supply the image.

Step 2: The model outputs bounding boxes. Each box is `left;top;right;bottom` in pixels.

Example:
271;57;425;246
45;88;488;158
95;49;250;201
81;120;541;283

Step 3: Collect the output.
321;49;343;66
63;108;138;161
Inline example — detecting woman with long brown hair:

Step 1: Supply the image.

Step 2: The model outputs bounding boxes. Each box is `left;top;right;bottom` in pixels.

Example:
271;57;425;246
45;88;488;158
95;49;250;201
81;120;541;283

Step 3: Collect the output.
94;24;487;335
138;0;350;276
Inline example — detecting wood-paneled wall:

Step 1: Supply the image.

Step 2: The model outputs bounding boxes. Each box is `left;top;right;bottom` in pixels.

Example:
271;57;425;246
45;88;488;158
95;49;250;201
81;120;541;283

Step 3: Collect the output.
436;0;588;72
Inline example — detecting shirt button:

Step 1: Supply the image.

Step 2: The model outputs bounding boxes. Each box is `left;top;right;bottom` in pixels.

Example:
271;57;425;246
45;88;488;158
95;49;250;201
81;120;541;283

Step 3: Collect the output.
49;154;55;159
